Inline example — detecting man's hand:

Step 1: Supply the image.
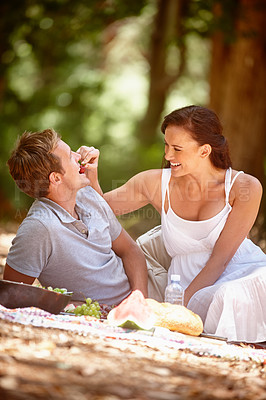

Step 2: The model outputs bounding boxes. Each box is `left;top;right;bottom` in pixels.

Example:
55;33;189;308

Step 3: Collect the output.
76;146;103;195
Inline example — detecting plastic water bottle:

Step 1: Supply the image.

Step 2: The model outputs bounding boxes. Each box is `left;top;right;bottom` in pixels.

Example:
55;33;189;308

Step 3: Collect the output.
164;274;184;305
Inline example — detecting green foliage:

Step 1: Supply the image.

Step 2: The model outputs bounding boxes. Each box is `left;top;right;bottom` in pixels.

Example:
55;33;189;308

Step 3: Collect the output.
0;0;215;229
185;0;239;42
0;0;148;214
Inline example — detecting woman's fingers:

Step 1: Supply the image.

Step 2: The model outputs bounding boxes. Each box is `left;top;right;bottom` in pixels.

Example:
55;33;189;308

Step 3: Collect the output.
77;146;99;166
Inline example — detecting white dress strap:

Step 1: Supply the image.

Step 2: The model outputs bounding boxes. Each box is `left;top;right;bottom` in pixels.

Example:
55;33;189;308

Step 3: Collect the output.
161;169;171;210
224;168;232;204
225;168;244;203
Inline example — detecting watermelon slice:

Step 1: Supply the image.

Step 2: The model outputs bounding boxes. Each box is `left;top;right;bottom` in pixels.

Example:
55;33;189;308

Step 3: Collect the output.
107;290;156;330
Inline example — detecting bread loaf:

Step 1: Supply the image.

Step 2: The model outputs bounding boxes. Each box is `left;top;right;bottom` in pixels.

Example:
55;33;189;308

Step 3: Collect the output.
146;298;203;336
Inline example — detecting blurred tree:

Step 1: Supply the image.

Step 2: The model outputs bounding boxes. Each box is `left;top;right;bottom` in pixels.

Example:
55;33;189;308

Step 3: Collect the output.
137;0;266;186
137;0;188;146
0;0;147;218
209;0;266;185
0;0;265;238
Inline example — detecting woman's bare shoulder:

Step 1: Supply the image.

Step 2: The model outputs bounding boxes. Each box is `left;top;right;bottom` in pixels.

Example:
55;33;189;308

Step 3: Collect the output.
231;170;263;200
132;169;162;205
133;169;162;183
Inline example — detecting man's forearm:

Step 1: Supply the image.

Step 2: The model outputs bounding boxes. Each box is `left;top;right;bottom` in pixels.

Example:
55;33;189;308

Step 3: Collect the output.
122;249;148;297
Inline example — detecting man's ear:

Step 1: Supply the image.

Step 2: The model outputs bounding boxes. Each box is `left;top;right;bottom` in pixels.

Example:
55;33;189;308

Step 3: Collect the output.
49;172;62;185
200;144;212;158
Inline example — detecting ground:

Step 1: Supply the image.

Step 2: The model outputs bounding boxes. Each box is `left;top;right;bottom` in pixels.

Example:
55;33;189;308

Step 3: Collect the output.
0;319;265;400
0;225;266;400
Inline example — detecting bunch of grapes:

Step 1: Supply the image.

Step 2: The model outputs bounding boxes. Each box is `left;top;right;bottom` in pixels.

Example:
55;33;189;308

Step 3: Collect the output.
73;298;101;318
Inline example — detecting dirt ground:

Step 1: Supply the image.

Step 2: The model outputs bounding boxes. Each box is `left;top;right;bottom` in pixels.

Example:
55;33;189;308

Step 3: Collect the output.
0;319;265;400
0;226;266;400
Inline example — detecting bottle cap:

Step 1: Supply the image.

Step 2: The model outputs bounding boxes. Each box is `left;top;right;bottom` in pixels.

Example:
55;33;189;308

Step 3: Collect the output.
171;274;180;281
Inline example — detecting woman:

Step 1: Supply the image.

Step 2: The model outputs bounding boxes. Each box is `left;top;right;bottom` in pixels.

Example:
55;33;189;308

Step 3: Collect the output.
82;105;266;343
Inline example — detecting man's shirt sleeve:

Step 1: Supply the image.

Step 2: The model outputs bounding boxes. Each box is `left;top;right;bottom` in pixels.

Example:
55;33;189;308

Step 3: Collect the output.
6;218;52;278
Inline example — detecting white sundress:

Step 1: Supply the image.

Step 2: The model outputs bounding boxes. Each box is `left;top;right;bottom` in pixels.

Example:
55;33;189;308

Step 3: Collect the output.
161;168;266;342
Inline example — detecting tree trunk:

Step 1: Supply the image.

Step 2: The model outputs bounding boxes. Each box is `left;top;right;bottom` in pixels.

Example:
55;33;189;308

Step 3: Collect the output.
137;0;188;146
209;0;266;185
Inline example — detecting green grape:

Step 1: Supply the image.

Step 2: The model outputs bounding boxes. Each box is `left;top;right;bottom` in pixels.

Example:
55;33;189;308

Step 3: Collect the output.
74;306;82;315
72;299;102;318
42;285;72;295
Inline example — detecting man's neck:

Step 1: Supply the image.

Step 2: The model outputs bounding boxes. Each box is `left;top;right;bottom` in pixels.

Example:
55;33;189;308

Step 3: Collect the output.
46;193;78;219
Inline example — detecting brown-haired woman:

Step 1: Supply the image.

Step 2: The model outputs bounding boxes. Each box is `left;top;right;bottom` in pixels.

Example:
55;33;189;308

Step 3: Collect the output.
89;105;266;343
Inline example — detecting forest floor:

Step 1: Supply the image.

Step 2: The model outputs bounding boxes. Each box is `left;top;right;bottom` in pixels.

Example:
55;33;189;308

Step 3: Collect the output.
0;224;266;400
0;318;265;400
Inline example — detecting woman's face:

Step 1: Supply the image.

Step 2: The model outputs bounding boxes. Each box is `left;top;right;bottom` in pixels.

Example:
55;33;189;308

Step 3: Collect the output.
164;125;205;177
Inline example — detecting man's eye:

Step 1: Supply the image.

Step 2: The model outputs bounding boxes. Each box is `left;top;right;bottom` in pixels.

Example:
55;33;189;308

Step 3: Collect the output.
174;148;181;152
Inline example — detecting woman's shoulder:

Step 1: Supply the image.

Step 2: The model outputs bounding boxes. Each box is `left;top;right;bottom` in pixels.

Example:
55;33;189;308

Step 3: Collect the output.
133;169;163;183
231;169;263;200
130;169;163;204
232;169;262;187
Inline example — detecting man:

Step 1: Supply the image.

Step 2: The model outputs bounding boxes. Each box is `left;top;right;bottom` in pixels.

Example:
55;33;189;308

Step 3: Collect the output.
4;129;148;304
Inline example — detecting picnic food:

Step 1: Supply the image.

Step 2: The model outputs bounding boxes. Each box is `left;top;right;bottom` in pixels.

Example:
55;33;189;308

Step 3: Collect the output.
71;298;101;318
79;160;86;174
106;291;203;335
37;285;73;295
79;165;86;174
146;298;203;336
107;290;156;330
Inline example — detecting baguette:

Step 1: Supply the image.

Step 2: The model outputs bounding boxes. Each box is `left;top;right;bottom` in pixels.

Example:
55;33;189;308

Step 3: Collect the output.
146;298;203;336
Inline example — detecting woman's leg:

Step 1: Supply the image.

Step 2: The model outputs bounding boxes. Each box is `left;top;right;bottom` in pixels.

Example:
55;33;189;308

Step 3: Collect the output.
136;225;171;302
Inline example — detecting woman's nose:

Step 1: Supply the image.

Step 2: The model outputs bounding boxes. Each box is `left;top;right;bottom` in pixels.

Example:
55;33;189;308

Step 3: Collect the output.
165;148;173;160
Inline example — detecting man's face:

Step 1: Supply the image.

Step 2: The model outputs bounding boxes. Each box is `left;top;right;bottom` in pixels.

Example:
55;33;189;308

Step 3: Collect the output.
52;140;90;192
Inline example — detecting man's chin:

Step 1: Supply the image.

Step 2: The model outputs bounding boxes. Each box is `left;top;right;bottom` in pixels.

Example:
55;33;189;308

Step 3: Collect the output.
79;175;90;187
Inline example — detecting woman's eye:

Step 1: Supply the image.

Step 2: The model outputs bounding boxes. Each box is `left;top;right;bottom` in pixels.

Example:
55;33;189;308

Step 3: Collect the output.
174;148;181;152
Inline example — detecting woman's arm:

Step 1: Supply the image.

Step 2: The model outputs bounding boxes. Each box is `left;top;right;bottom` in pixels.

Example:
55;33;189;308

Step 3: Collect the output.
184;173;263;306
103;169;162;215
77;145;162;215
103;171;150;215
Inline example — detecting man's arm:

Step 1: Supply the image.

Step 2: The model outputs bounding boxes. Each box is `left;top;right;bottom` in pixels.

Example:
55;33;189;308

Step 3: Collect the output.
3;263;35;284
112;229;148;297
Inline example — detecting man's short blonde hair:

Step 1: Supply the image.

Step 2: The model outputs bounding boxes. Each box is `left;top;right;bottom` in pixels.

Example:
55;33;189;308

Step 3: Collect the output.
7;129;63;198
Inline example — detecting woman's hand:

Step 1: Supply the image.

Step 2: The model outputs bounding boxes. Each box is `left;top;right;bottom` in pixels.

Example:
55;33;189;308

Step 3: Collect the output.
76;146;103;195
77;145;99;169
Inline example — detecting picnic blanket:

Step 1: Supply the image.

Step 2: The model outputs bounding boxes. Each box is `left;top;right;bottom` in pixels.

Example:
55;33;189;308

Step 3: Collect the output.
0;304;265;364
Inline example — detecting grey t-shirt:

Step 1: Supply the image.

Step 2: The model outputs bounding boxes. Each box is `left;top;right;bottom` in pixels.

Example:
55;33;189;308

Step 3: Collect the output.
7;186;131;304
